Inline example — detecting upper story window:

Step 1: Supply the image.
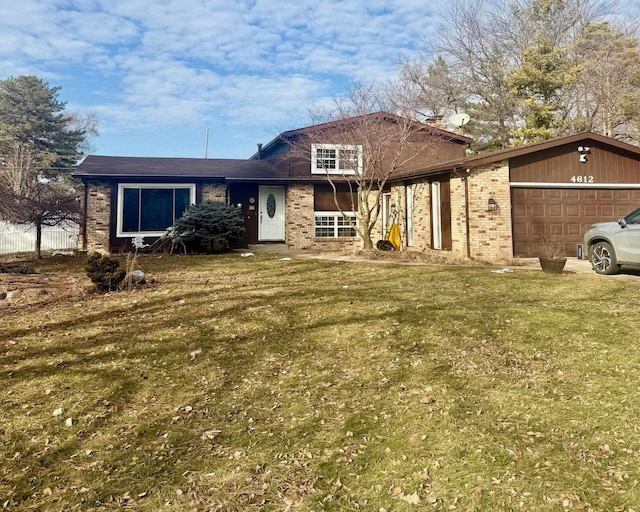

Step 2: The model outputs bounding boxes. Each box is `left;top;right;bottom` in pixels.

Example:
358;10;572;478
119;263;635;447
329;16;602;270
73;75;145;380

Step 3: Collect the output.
311;144;362;175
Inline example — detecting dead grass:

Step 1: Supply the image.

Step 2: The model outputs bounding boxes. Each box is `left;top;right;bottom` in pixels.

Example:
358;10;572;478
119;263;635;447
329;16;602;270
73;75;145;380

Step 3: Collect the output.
2;252;640;511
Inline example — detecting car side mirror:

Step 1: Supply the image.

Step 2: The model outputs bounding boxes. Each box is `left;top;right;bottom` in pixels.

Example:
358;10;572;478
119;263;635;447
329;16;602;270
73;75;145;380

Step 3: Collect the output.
618;218;627;228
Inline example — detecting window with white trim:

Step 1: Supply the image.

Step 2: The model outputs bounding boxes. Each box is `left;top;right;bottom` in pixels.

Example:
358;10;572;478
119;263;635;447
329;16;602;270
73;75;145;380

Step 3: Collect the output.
117;183;196;237
311;144;362;175
314;211;357;238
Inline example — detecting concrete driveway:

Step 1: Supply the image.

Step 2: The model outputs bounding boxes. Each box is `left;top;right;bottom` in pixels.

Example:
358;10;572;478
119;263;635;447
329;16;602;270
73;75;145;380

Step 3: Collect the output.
521;257;640;278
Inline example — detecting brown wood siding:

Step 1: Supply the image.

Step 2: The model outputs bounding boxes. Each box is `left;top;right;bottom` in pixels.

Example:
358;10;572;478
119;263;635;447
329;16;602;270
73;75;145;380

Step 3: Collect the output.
510;142;640;184
511;188;640;257
286;132;468;178
314;184;358;211
440;180;452;250
258;142;292;173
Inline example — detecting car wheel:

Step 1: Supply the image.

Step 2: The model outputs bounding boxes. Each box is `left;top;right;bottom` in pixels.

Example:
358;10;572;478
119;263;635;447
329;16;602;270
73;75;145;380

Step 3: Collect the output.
591;241;619;275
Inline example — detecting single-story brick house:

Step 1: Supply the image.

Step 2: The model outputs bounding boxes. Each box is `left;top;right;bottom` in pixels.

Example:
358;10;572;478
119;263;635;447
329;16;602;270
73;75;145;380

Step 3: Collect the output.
387;132;640;260
73;113;471;253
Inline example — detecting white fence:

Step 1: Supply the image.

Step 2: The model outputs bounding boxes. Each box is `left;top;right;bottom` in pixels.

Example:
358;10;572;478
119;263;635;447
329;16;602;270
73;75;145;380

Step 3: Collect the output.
0;221;80;255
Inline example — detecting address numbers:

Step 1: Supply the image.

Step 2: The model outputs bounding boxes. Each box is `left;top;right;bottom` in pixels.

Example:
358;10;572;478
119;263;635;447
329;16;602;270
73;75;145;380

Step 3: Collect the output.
570;175;594;183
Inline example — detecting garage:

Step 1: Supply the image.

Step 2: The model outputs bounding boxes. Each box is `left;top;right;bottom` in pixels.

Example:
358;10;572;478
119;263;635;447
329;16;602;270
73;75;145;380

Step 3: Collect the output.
500;133;640;258
390;131;640;262
511;187;640;257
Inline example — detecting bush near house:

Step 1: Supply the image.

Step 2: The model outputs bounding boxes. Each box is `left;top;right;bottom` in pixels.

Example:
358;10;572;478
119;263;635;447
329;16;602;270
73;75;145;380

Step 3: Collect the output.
173;201;244;253
85;252;126;291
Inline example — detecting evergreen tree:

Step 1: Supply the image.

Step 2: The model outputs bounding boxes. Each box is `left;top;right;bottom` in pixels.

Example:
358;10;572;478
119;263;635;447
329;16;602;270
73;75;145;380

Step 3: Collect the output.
172;201;244;253
401;0;633;151
508;35;582;143
0;75;97;257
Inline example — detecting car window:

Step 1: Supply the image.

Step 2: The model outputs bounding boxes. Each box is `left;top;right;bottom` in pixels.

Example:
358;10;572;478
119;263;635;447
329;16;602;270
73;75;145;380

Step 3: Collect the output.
625;208;640;224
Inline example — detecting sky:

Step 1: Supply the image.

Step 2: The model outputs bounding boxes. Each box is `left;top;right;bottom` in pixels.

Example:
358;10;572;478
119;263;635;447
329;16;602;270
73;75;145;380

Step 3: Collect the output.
0;0;440;159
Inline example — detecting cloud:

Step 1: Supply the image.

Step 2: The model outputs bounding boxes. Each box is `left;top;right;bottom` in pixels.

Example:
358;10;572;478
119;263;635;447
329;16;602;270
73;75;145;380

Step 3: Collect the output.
0;0;438;156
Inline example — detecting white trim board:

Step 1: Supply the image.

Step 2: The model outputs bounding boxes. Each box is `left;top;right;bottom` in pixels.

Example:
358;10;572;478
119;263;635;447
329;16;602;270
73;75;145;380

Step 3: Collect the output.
510;182;640;189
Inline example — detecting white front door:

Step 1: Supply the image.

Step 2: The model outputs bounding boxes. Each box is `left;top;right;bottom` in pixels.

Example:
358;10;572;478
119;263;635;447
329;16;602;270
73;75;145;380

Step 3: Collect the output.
258;186;285;241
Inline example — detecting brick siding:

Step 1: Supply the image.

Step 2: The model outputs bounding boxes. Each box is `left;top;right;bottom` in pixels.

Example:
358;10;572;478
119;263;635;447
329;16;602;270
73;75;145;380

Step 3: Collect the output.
391;183;431;251
393;161;513;261
202;184;227;202
449;161;513;260
84;181;111;252
285;184;365;251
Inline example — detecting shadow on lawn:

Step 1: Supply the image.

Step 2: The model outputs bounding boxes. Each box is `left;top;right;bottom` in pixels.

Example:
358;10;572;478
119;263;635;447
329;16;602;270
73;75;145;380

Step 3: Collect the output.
1;257;422;386
3;258;430;509
5;255;640;509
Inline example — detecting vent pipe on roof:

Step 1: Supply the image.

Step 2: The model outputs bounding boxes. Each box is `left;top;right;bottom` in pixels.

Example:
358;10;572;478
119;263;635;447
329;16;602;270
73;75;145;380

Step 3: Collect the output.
257;143;263;159
204;128;209;159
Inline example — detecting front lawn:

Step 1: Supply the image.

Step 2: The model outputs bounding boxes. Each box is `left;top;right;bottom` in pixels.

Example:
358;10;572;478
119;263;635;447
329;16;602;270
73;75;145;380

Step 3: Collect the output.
1;254;639;511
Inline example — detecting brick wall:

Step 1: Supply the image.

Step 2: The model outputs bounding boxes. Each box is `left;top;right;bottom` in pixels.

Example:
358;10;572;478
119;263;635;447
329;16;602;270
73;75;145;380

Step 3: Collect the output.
84;181;111;252
202;184;228;202
391;183;431;251
391;161;513;261
285;184;314;249
285;184;363;251
449;161;513;260
449;177;468;257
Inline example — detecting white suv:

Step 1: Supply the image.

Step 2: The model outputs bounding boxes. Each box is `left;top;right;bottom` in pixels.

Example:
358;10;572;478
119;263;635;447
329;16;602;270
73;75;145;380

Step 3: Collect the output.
584;208;640;275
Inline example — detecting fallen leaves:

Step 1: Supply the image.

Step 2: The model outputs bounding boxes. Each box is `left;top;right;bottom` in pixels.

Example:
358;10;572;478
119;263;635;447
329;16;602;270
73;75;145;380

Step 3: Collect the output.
401;492;421;505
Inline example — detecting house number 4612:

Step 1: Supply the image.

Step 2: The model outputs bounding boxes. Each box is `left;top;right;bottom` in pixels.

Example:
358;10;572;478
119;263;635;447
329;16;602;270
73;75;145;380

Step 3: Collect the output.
570;175;594;183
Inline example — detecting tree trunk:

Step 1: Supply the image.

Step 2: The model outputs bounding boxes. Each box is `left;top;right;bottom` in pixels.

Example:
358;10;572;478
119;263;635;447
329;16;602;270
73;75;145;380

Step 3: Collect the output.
35;219;42;259
361;235;375;251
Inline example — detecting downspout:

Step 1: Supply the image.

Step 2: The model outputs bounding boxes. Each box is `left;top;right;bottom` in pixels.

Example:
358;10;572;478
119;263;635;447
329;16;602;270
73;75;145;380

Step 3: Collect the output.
464;169;471;259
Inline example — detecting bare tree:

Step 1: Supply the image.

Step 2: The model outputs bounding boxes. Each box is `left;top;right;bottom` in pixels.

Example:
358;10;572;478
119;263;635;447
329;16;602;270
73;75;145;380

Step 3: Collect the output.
0;76;97;258
292;81;444;251
402;0;625;150
399;55;465;122
0;141;82;258
569;22;640;139
432;0;520;149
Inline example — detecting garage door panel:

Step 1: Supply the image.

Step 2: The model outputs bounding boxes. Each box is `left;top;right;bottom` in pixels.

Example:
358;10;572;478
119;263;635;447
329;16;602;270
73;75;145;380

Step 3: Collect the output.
528;205;545;216
600;205;615;218
511;188;640;257
530;223;545;236
512;203;527;218
547;222;565;235
547;204;563;217
614;190;633;200
566;205;580;217
566;223;582;236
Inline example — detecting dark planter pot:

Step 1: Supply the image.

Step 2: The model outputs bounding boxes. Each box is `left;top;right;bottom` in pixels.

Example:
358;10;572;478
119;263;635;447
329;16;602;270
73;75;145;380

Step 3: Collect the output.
539;256;567;274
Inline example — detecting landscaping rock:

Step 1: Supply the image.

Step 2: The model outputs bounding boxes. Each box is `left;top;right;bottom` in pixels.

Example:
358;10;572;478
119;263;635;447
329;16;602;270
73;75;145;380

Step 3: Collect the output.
128;270;146;285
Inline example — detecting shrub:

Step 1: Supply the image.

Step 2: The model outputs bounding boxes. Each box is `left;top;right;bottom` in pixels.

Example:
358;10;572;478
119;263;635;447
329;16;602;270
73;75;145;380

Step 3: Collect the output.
173;201;244;253
85;252;126;292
